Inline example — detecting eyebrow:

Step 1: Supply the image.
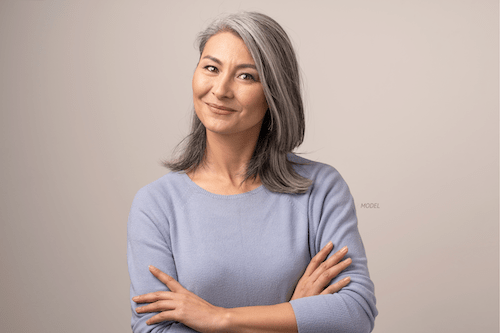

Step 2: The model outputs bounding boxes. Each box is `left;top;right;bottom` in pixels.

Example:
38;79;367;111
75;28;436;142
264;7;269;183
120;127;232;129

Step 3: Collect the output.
202;55;257;70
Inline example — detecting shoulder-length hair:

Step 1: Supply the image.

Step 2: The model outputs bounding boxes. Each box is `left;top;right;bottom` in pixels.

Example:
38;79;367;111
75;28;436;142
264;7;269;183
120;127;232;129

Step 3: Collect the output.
164;11;312;194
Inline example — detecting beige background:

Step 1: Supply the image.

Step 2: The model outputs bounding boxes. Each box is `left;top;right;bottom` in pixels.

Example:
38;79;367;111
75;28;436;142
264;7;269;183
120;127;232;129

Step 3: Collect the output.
0;1;498;332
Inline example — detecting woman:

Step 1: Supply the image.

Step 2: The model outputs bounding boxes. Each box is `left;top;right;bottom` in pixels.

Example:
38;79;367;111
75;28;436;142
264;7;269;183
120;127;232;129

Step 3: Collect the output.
128;12;377;333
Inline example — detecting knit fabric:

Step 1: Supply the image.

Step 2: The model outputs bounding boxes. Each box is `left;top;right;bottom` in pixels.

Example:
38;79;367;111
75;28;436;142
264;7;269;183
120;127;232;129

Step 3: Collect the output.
127;155;377;332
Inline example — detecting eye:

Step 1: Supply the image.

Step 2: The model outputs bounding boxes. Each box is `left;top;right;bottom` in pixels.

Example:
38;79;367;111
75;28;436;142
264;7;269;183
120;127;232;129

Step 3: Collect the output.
238;73;256;81
204;65;218;73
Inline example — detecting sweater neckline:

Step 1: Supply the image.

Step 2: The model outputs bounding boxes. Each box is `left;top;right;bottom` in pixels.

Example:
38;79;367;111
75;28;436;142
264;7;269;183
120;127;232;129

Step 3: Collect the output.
179;172;265;199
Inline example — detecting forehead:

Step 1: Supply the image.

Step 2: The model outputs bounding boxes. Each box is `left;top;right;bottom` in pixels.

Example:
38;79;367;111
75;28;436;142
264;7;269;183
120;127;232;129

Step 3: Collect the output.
202;32;255;64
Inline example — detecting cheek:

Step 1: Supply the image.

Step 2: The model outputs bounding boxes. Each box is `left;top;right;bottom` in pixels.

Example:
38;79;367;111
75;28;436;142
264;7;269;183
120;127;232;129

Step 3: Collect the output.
192;72;208;97
248;92;268;117
259;93;269;111
241;88;267;109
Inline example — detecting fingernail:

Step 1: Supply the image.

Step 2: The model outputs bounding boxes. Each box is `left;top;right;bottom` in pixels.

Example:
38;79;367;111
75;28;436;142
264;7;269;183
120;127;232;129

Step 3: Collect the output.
132;296;138;301
343;276;351;283
149;265;155;270
341;246;348;253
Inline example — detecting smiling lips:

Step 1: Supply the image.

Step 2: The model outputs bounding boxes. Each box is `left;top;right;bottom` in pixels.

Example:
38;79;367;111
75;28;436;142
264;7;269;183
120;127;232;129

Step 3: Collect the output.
205;102;237;114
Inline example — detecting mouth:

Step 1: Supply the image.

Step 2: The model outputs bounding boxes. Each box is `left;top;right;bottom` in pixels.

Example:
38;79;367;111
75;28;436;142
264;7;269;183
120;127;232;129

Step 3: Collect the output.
205;102;237;113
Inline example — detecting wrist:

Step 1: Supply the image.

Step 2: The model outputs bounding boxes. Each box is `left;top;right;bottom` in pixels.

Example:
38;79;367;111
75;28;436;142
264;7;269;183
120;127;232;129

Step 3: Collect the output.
212;304;297;333
217;307;233;332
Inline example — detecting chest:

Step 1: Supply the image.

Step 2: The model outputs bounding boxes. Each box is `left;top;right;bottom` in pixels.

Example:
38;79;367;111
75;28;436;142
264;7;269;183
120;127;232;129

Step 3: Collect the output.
168;192;311;307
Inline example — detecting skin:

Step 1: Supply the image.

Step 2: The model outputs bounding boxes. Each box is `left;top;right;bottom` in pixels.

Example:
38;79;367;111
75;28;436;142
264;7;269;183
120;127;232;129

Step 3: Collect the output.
192;32;268;138
189;31;268;195
133;32;352;332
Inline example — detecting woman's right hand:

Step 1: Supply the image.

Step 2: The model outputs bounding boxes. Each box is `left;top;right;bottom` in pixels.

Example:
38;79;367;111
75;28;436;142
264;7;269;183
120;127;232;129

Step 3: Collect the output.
290;242;352;300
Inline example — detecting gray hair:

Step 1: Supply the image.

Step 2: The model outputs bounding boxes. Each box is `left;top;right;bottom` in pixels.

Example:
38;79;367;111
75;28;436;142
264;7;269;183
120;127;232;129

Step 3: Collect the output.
165;11;312;194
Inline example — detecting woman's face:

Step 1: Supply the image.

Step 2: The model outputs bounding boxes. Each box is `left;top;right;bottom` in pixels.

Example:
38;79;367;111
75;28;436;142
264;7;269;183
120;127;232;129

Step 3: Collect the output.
192;32;268;138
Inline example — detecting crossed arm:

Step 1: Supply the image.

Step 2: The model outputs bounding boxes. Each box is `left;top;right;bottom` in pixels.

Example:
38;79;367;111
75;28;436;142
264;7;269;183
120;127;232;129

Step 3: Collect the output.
132;242;352;333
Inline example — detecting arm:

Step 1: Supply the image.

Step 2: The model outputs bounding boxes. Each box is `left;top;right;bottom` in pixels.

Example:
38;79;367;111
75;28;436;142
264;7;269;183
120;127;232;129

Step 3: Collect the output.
289;165;378;333
134;241;353;333
128;186;194;332
136;265;297;333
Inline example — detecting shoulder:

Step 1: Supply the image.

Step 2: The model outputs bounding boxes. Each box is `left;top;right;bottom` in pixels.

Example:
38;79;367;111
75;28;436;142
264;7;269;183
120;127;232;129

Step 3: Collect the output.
128;171;192;236
289;154;348;192
288;153;354;215
131;171;190;211
289;155;358;242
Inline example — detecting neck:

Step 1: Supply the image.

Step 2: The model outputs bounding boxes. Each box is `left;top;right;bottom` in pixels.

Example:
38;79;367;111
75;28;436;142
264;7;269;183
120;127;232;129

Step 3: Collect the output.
204;130;258;181
188;126;263;194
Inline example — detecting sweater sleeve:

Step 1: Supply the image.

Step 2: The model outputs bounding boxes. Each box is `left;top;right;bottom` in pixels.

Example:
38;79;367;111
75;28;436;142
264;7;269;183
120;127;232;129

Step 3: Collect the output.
127;186;196;333
289;165;378;333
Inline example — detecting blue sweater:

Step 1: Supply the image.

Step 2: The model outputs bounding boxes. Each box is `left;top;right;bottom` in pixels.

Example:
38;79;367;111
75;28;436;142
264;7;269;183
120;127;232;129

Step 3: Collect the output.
127;156;377;332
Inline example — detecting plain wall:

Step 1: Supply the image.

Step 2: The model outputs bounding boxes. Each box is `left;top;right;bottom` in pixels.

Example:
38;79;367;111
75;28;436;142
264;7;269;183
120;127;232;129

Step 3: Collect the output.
0;1;498;332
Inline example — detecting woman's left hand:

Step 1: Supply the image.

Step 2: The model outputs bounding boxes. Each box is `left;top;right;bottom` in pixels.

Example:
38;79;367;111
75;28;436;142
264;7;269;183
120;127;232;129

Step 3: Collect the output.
133;266;227;332
290;242;352;300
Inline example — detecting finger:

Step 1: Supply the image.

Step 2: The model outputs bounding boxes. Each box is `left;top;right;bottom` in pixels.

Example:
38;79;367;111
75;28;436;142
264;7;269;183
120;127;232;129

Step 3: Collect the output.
326;246;349;266
320;276;351;295
303;242;334;277
309;246;348;282
149;266;185;293
147;311;176;325
132;291;173;304
136;300;176;314
314;257;352;287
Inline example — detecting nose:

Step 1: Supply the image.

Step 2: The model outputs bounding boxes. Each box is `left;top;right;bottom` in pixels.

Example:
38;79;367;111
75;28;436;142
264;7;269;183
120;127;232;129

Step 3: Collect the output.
212;73;234;99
